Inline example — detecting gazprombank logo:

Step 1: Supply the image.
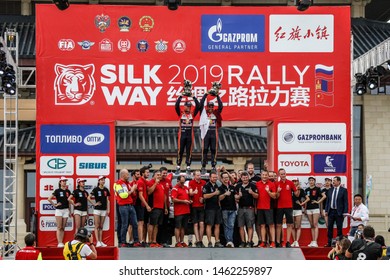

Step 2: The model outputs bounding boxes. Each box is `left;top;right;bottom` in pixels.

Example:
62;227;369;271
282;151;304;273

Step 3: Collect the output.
54;64;96;105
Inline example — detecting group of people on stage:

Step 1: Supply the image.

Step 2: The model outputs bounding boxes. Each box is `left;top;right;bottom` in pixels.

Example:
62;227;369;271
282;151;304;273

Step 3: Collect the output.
175;80;223;175
112;162;381;254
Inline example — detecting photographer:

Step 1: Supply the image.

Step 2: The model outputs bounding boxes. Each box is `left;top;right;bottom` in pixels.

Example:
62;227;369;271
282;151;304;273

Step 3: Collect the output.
63;227;97;260
175;80;200;175
345;225;382;260
327;236;351;260
199;82;223;174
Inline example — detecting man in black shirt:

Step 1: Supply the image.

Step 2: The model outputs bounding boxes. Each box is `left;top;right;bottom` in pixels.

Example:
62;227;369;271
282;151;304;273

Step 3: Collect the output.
247;163;261;182
202;171;223;247
345;225;382;260
236;171;258;247
218;171;238;247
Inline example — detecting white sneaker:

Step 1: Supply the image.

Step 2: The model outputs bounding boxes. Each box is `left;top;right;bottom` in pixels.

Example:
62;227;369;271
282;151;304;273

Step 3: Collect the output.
226;242;235;248
311;241;318;247
308;241;314;247
295;241;300;247
100;241;107;247
57;243;64;248
291;241;297;247
96;241;102;247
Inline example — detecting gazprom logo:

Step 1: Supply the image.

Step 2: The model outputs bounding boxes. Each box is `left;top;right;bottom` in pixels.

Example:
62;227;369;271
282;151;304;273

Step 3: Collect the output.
201;15;265;52
84;133;105;146
208;18;258;43
47;158;67;169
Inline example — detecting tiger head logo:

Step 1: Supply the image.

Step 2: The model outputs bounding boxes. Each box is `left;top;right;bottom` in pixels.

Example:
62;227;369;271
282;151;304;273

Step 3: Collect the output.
54;64;96;105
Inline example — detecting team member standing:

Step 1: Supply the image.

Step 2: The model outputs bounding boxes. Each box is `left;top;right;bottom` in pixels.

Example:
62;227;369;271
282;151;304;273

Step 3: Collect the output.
304;176;326;247
325;176;349;247
291;178;306;247
89;176;110;247
48;176;71;247
203;171;223;247
136;166;152;245
247;162;261;182
218;171;238;247
274;168;298;248
157;167;173;247
236;171;258;248
171;175;192;247
68;178;89;233
189;170;207;247
175;87;200;175
199;88;223;174
15;233;42;260
114;169;139;247
147;170;168;247
256;170;276;248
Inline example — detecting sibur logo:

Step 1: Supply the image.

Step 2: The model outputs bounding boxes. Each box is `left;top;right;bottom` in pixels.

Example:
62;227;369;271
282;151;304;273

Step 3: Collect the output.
47;158;67;170
54;64;96;105
84;133;105;146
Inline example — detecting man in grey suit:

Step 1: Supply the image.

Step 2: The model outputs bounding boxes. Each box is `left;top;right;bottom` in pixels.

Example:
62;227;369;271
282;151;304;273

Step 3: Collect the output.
324;176;349;247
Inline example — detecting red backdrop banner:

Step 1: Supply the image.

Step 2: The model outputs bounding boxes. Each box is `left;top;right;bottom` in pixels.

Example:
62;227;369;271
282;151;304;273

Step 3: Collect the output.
36;4;351;247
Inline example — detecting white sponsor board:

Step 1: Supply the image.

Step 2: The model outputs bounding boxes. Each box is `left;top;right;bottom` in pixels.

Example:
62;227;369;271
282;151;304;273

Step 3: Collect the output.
39;216;74;231
76;156;110;175
270;15;334;53
278;123;346;152
278;154;311;174
40;156;74;175
39;177;74;197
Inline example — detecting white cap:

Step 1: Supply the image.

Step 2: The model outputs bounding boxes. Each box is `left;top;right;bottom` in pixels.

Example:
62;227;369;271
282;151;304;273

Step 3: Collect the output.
59;176;68;181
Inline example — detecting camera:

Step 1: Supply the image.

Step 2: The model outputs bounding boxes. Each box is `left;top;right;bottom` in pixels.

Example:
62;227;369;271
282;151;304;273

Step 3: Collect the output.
182;80;192;97
331;238;337;248
208;81;222;96
355;229;364;240
147;163;153;169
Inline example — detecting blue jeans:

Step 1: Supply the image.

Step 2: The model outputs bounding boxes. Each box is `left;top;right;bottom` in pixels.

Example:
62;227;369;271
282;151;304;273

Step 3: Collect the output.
118;204;139;244
222;210;237;243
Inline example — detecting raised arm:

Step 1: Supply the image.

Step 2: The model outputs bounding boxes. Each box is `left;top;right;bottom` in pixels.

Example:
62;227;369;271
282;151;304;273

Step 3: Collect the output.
175;95;183;116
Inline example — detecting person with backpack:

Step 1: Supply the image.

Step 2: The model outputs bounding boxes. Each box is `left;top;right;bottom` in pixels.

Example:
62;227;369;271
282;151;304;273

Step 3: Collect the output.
63;227;97;260
345;225;382;260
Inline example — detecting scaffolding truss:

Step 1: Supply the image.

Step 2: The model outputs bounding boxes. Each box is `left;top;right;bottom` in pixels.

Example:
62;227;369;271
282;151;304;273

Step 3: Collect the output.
1;29;19;258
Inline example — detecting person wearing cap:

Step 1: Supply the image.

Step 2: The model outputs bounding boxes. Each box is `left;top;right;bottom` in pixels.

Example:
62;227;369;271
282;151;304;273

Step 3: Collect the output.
199;89;223;174
63;227;97;260
304;176;326;247
174;91;200;175
68;178;89;234
89;175;110;247
48;176;72;247
291;177;307;247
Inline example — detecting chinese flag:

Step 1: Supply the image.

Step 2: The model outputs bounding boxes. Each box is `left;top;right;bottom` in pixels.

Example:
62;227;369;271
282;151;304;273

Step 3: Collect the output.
315;92;334;107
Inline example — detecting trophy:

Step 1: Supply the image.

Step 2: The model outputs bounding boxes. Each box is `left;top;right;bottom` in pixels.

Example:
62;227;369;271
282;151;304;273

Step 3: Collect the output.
208;81;222;96
182;79;193;97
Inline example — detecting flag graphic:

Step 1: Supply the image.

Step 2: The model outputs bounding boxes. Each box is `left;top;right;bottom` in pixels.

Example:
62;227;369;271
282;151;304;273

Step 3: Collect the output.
315;64;334;107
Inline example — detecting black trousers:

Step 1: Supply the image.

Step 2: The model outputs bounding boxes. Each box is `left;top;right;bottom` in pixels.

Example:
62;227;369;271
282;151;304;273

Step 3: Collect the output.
327;209;344;245
177;129;194;166
201;129;218;167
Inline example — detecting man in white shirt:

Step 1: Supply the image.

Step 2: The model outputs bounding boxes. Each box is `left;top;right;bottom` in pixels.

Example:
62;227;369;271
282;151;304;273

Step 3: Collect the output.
347;194;369;241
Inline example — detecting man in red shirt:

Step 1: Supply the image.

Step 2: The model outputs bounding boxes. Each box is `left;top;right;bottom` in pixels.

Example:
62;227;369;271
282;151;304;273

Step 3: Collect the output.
15;233;42;260
256;170;277;248
275;168;298;248
171;175;192;247
147;170;168;247
136;166;152;246
189;170;207;247
157;167;173;247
